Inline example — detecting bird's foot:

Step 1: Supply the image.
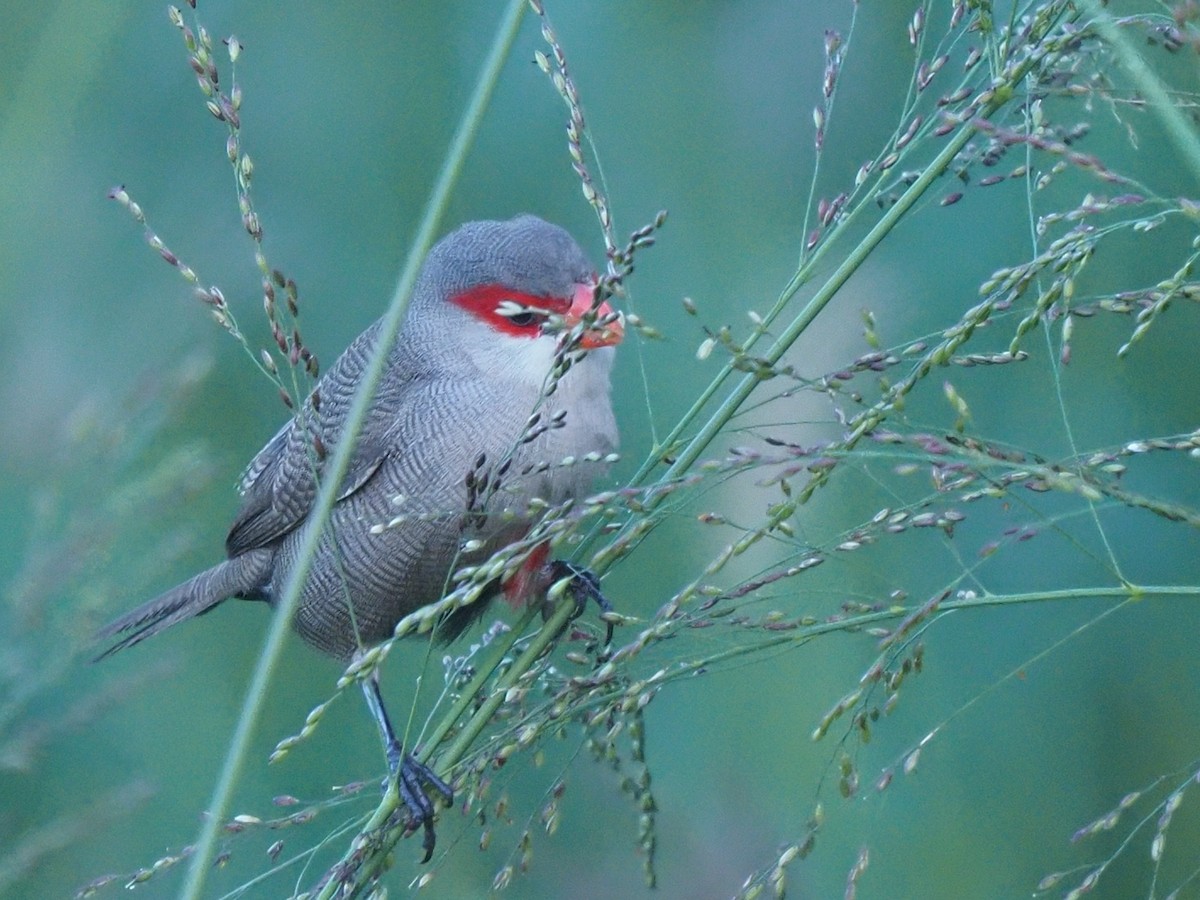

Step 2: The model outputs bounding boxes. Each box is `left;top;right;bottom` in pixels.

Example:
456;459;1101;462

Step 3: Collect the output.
360;652;453;861
384;743;455;863
542;560;614;646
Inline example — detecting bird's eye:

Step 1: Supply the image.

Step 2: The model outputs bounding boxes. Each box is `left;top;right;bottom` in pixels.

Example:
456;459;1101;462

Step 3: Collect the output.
495;299;543;328
506;311;538;327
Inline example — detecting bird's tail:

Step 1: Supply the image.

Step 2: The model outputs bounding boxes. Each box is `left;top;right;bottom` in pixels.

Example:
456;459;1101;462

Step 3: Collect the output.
94;550;272;660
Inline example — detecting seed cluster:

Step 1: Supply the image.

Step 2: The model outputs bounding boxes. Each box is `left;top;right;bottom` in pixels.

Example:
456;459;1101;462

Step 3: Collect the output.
91;1;1200;898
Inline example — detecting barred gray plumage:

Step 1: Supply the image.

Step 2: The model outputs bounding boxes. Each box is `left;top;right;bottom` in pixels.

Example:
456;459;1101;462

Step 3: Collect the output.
95;214;621;860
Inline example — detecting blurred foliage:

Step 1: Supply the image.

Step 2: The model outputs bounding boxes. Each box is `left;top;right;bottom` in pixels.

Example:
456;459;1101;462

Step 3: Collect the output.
2;1;1200;899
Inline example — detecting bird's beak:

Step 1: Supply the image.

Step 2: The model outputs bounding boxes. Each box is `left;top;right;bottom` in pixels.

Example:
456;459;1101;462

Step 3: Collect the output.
565;282;624;349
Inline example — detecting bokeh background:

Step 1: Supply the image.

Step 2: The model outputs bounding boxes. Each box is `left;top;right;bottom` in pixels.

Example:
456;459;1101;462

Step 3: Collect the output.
3;2;1199;898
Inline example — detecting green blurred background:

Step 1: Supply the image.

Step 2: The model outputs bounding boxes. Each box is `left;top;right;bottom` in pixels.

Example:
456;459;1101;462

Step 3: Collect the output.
2;2;1199;898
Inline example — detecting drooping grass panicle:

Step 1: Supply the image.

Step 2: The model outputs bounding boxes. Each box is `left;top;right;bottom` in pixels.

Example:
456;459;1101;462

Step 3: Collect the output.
83;2;1200;898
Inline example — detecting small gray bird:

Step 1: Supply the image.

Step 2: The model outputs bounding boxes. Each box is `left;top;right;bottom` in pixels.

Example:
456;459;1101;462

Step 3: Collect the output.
96;215;622;859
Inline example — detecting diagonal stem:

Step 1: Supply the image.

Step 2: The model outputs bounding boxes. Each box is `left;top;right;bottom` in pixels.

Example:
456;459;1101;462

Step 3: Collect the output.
606;2;1080;558
179;3;529;896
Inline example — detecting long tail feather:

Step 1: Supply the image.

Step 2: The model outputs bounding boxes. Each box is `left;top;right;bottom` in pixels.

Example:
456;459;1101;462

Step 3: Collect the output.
94;551;271;660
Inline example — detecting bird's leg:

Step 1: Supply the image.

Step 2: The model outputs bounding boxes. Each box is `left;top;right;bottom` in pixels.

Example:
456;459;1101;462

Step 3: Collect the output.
542;559;615;646
361;672;454;863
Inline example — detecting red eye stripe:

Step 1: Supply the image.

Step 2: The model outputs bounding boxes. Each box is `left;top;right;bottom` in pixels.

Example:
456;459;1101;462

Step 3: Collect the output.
448;284;571;338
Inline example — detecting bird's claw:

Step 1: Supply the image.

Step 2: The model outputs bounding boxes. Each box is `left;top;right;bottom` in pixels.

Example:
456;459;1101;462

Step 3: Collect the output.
543;559;614;645
386;744;454;863
365;678;453;863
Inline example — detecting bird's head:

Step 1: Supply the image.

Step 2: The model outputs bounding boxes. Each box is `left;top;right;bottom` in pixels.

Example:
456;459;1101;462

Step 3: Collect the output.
408;215;623;385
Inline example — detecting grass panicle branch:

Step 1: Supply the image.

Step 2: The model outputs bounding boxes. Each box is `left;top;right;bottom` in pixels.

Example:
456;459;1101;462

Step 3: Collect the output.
156;2;534;898
78;1;1200;897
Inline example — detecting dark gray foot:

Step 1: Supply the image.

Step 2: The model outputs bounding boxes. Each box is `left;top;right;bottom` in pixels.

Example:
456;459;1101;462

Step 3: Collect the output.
387;743;455;863
544;560;614;645
364;678;454;863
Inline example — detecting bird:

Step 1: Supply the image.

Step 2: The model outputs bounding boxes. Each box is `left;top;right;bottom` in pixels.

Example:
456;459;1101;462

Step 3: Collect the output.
95;214;623;860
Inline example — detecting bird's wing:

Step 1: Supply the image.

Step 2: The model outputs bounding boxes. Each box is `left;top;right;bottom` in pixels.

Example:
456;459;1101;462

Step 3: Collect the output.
237;420;290;496
225;425;392;556
225;321;399;556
